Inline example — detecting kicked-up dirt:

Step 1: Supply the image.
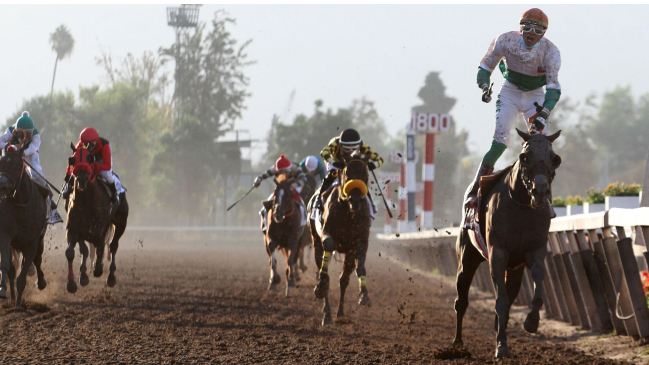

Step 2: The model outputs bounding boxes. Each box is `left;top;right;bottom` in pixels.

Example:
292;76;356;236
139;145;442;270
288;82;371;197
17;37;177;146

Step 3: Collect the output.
0;228;635;364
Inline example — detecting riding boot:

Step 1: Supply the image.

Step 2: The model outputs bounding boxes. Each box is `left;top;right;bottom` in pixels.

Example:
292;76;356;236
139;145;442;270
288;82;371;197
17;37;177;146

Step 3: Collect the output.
314;170;337;211
109;182;119;205
259;207;267;235
367;193;377;215
49;192;58;210
463;162;494;209
62;176;73;200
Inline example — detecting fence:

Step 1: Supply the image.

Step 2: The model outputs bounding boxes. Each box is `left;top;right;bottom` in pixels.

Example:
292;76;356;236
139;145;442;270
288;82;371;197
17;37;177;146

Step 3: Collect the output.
376;207;649;340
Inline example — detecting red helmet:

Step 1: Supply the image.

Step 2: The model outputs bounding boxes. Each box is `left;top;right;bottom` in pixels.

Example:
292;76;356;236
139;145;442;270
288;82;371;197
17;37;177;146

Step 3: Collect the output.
80;127;99;143
520;8;548;29
275;154;291;171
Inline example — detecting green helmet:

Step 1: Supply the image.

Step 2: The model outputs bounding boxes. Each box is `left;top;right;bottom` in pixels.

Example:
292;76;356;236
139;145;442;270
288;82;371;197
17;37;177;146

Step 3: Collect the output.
15;111;34;131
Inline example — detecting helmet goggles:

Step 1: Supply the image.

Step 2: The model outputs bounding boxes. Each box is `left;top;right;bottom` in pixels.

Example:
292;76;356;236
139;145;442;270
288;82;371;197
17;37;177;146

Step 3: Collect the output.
521;23;546;36
340;140;361;153
83;141;97;151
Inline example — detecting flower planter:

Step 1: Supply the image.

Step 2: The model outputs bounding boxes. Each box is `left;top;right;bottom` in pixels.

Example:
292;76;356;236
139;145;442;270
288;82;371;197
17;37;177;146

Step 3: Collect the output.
567;205;584;216
583;203;605;213
605;196;640;210
553;207;567;217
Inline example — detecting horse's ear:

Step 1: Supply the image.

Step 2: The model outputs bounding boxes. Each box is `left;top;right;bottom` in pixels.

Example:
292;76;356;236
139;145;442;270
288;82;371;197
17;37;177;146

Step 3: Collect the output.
70;142;76;152
546;130;562;143
516;128;531;142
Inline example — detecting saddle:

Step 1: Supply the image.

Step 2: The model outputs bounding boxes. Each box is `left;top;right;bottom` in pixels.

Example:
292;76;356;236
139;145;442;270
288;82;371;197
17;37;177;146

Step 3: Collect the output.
465;164;513;260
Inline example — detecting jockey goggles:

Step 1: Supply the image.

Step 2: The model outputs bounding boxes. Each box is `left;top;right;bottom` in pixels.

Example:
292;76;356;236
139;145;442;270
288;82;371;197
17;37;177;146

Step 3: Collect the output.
521;23;546;35
83;141;97;151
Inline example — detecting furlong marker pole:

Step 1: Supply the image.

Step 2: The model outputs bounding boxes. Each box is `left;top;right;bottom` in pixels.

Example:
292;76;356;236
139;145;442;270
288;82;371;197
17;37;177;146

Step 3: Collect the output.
384;182;392;235
422;133;435;229
406;130;417;233
398;163;407;233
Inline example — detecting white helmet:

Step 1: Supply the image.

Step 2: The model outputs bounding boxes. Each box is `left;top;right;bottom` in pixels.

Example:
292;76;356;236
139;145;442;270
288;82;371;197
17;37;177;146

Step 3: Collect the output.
305;156;319;172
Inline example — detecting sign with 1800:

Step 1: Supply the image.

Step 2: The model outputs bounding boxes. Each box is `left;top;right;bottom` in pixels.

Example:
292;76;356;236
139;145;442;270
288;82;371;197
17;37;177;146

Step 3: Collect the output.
408;113;451;133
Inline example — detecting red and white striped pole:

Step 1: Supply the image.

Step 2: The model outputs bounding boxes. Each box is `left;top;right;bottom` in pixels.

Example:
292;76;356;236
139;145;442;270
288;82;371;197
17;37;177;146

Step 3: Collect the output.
398;163;407;233
384;182;392;235
421;133;435;229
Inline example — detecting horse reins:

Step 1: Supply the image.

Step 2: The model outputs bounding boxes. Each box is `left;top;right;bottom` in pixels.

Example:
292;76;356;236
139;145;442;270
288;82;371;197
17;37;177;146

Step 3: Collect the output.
508;139;555;209
0;161;32;207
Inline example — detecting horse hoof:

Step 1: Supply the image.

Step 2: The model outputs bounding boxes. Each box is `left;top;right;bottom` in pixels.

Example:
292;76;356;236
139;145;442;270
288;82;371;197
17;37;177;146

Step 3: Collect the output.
495;343;511;358
300;265;308;273
67;280;78;294
8;306;26;313
314;274;329;299
287;278;296;288
322;313;333;326
80;273;90;286
358;293;372;307
268;283;278;291
36;279;47;291
271;275;281;286
107;274;117;288
285;286;290;298
524;310;540;334
93;264;103;278
27;264;36;277
452;339;464;348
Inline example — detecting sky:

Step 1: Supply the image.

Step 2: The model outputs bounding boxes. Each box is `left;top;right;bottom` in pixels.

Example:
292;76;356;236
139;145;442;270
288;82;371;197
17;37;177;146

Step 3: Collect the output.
2;4;648;165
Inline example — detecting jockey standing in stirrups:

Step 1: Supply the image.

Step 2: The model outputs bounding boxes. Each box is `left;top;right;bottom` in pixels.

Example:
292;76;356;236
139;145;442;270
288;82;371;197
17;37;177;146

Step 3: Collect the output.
0;111;62;224
464;8;561;217
299;155;326;182
311;128;383;218
61;127;126;207
254;154;307;234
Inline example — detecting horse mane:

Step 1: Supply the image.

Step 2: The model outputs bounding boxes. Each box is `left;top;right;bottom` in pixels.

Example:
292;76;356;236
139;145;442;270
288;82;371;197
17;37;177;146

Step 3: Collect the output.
276;173;290;184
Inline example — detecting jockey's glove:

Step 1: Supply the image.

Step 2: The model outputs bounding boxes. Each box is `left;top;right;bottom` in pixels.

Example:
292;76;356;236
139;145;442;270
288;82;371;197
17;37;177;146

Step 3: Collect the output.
368;161;378;171
531;107;550;133
332;161;345;169
253;176;262;187
481;83;492;103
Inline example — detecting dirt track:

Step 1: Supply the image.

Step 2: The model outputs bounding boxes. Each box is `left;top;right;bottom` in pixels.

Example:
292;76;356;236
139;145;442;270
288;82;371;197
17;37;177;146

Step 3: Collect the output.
0;228;632;364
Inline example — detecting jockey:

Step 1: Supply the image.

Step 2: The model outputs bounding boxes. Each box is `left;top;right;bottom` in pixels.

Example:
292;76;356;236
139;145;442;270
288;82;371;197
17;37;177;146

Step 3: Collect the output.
0;112;61;218
312;128;383;214
254;154;307;233
465;8;561;210
299;155;326;182
62;127;123;206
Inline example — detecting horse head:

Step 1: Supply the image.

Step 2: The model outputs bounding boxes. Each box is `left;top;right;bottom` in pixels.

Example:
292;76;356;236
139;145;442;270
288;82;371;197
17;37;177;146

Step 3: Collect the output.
515;128;562;209
69;146;95;192
340;151;370;214
272;174;295;224
0;144;27;199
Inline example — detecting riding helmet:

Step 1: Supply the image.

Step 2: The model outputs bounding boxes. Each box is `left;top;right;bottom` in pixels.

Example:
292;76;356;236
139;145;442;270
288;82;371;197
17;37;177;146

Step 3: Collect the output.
275;154;291;171
520;8;548;29
305;156;319;172
15;111;34;131
80;127;99;143
339;128;361;150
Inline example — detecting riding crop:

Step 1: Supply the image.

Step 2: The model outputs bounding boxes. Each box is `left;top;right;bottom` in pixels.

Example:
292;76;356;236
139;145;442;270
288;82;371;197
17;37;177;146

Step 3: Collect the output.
370;170;393;219
227;185;256;212
22;160;61;194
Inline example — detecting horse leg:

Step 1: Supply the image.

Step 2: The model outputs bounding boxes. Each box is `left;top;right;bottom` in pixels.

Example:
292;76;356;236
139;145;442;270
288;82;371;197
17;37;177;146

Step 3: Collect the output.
312;223;323;281
314;236;334;300
285;243;298;298
356;242;371;307
33;237;47;290
0;236;12;299
523;245;547;333
93;241;105;277
266;239;280;291
337;253;356;319
108;197;128;288
14;248;36;310
491;246;512;358
65;237;79;293
8;257;16;304
453;229;484;348
322;294;333;325
79;241;90;286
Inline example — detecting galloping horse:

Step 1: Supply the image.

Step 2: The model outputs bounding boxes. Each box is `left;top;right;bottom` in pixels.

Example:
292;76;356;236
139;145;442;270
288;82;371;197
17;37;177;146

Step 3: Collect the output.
296;173;318;279
65;144;129;293
453;129;561;358
311;151;372;325
0;145;47;309
264;174;303;297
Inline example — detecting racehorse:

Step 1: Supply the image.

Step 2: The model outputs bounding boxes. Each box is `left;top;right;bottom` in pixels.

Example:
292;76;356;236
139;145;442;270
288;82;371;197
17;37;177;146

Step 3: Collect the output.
263;174;303;297
65;144;129;293
310;151;372;325
453;129;561;358
0;145;47;309
295;172;318;280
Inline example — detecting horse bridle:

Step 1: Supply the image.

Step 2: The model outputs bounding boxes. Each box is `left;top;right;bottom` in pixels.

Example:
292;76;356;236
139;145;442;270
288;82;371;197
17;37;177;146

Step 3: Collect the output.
339;158;368;200
275;180;296;219
509;139;556;209
0;160;32;206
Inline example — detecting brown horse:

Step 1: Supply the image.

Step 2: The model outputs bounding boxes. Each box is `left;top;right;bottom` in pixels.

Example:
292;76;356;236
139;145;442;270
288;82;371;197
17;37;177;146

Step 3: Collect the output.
295;172;318;280
311;152;372;325
65;145;129;293
0;145;48;309
453;129;561;358
263;174;303;297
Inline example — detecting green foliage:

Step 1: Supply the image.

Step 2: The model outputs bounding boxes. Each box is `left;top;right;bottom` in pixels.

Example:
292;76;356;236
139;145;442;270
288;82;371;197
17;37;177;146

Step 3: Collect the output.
585;188;605;204
565;195;584;206
552;197;567;207
603;182;642;196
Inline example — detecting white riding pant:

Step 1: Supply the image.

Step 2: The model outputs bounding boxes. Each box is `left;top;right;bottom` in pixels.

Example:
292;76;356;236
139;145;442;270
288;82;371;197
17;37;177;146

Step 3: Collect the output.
24;152;47;188
493;81;546;146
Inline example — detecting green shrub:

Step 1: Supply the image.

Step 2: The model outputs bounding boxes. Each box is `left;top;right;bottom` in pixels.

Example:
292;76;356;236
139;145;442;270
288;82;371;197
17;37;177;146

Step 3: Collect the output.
552;196;566;207
566;195;584;206
585;188;605;204
603;182;642;197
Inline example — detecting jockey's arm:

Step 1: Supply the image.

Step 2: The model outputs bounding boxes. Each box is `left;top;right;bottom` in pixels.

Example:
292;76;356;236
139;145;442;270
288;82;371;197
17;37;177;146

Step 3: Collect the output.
0;128;12;149
292;164;307;187
543;46;562;111
359;142;384;169
320;137;339;165
22;133;40;157
256;166;278;182
478;35;506;89
93;143;112;172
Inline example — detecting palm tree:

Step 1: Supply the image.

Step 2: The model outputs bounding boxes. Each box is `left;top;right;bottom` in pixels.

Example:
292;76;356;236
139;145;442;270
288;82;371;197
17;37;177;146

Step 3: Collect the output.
49;25;75;95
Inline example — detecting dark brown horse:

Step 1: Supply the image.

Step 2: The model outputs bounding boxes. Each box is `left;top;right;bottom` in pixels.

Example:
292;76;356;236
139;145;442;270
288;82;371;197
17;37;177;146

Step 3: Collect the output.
264;174;303;297
0;145;47;309
453;129;561;358
311;152;372;325
65;145;129;293
295;172;318;280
